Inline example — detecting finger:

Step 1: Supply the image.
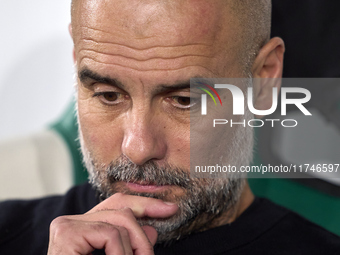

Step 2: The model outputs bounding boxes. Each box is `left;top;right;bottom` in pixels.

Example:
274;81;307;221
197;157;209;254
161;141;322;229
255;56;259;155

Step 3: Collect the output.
116;225;133;255
78;208;155;254
142;226;158;246
48;218;129;255
85;223;127;255
88;193;178;218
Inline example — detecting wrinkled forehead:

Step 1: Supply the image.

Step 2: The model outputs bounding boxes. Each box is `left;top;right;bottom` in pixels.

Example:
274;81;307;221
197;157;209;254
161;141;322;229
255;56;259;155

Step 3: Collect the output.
72;0;237;49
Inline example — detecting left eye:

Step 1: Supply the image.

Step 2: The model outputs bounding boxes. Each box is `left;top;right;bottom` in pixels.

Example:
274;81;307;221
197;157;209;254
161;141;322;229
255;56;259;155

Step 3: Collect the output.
172;96;197;109
93;92;123;105
102;92;119;102
174;96;191;106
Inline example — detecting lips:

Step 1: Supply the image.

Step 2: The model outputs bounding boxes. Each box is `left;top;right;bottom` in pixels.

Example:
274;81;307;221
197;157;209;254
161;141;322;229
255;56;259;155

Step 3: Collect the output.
130;181;158;185
125;181;170;192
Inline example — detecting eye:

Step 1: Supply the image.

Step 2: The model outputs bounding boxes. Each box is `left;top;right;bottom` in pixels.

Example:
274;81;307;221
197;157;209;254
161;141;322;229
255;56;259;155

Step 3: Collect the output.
93;92;124;105
103;92;119;102
171;96;198;109
174;96;191;106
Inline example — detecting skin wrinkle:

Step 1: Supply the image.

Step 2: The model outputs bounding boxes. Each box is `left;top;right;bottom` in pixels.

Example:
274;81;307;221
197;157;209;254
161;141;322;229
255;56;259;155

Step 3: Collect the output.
79;49;214;61
73;5;241;77
78;42;215;68
81;37;213;49
72;2;232;63
77;35;215;61
77;32;219;74
80;26;159;40
77;44;217;71
79;27;213;48
79;57;219;74
79;55;216;72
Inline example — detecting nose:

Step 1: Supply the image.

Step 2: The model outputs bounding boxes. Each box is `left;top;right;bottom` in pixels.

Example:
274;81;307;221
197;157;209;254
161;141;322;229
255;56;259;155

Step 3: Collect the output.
121;109;167;165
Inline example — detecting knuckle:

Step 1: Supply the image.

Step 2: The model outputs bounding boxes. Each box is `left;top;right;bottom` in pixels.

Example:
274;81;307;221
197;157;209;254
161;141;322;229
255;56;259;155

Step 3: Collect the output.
120;207;134;216
49;216;72;238
106;224;120;238
93;222;121;239
116;207;136;222
50;216;69;231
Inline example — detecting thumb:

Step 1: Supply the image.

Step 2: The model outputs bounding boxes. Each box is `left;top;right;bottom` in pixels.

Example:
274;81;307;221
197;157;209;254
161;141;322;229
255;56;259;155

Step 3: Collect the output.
142;226;158;246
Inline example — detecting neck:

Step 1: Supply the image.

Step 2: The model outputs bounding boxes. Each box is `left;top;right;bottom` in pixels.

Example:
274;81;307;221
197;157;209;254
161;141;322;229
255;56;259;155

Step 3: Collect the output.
197;181;255;231
158;181;255;244
229;181;255;221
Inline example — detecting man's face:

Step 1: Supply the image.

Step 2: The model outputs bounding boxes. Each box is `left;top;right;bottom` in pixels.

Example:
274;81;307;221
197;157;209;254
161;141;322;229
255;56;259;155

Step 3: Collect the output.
73;0;253;241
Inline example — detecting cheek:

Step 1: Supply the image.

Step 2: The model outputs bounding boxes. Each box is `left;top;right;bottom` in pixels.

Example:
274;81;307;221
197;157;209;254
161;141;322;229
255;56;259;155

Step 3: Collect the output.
78;101;124;164
165;123;191;170
190;95;237;168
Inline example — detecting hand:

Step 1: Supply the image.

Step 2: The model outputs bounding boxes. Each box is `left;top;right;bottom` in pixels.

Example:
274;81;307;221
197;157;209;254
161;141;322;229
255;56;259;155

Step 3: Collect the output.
47;193;178;255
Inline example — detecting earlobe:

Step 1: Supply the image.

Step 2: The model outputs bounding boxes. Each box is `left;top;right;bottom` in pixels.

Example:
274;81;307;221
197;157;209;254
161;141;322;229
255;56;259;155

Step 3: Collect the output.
251;37;285;118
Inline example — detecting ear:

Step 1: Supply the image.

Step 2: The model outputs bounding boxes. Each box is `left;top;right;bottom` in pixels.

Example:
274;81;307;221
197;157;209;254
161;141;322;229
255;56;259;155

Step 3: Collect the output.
69;24;76;64
251;37;285;118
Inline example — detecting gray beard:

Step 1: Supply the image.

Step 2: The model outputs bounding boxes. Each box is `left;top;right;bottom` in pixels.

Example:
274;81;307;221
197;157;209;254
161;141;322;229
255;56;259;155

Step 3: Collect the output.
78;92;254;243
82;154;247;243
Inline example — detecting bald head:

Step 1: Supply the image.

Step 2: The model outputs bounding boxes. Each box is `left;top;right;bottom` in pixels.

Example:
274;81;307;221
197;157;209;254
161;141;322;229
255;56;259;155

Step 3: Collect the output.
229;0;272;68
70;0;271;75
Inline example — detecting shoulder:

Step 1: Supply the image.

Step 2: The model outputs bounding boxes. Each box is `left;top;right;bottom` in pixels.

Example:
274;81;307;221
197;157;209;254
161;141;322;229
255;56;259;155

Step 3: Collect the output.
0;183;97;255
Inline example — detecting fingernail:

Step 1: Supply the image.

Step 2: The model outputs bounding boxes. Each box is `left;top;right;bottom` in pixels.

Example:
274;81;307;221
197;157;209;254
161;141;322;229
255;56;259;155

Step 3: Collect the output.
164;201;176;206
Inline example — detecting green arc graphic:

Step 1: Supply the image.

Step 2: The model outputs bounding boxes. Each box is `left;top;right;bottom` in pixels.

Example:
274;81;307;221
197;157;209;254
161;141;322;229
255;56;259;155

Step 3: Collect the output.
199;87;217;106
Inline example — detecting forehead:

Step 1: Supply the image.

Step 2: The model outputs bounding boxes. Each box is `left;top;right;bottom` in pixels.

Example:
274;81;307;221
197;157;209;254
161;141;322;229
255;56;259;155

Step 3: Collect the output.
75;0;228;41
72;0;242;81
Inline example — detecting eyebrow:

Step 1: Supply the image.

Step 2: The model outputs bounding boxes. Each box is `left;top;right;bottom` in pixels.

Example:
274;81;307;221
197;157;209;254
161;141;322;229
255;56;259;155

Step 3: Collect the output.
78;67;202;94
78;68;126;90
154;83;191;94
